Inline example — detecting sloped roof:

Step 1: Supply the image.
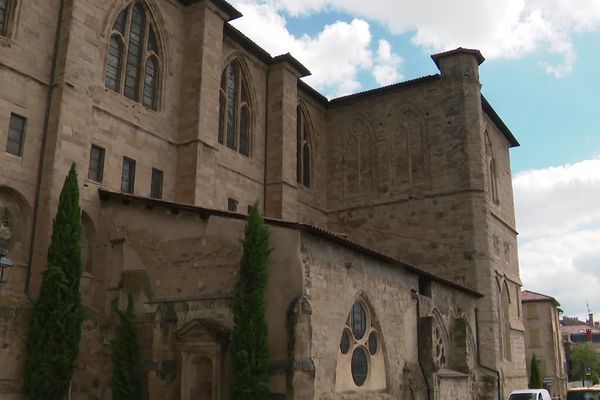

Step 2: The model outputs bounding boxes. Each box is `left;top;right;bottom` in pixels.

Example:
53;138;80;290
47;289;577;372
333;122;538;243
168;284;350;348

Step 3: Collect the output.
561;324;600;334
522;290;559;305
98;188;483;298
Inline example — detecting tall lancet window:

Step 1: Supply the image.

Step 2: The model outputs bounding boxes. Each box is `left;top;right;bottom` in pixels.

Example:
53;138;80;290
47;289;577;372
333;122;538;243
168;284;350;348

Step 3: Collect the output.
296;105;312;188
218;60;252;157
105;2;161;110
0;0;11;37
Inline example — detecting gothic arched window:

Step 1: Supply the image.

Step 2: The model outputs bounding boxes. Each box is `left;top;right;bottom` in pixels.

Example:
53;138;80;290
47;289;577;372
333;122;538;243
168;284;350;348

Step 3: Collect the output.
105;2;160;110
296;106;312;188
218;60;252;157
336;301;386;391
485;131;499;204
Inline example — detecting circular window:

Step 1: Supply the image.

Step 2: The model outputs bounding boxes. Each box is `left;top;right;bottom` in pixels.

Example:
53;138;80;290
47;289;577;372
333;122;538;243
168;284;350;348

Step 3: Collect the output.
368;331;378;355
351;303;367;340
340;329;351;354
351;347;369;386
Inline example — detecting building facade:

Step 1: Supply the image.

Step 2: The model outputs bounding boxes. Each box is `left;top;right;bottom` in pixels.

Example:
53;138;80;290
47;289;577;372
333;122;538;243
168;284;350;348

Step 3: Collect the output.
0;0;527;398
522;290;567;399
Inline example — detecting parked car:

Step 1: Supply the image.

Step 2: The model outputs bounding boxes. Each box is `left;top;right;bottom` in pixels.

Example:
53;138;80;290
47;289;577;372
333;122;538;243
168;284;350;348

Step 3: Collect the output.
508;389;552;400
567;386;600;400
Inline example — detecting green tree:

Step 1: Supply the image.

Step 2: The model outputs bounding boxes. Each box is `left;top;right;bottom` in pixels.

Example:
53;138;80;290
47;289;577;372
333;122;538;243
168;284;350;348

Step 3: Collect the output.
568;343;600;384
529;355;543;389
23;164;84;400
111;296;142;400
230;204;271;400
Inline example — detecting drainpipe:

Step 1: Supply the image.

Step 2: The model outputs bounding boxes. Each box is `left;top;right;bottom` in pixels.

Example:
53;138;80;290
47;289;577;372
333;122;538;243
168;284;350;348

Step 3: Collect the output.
475;308;503;400
414;291;432;400
263;67;269;215
24;0;65;303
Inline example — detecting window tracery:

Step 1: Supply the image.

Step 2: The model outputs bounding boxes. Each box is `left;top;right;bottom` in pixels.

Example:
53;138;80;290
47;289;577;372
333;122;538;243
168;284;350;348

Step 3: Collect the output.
105;2;160;110
433;323;447;368
485;131;499;204
296;105;312;187
218;60;252;157
337;301;385;389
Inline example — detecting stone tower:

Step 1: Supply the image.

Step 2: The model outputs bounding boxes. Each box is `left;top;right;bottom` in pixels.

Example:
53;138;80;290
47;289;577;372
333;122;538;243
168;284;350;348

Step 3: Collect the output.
325;48;527;396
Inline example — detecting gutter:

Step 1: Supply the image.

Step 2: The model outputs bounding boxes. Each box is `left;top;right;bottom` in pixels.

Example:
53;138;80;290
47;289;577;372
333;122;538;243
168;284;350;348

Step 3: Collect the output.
475;308;503;400
24;0;64;302
414;291;432;400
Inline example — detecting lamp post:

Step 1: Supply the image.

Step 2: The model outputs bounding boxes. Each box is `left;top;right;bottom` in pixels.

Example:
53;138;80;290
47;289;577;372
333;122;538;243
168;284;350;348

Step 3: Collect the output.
0;249;13;290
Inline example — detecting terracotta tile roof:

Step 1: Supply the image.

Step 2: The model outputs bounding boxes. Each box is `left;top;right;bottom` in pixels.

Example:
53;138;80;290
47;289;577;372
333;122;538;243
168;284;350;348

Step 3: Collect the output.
561;324;600;334
522;290;559;304
98;188;484;298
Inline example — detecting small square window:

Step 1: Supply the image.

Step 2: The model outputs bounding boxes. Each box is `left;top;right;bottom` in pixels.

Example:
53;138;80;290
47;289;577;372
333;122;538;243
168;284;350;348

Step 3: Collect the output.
121;157;136;194
150;168;163;199
6;114;25;156
247;205;253;214
88;145;105;183
227;197;238;212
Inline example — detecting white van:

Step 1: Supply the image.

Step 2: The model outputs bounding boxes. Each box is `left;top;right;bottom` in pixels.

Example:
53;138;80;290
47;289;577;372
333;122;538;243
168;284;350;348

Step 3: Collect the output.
508;389;552;400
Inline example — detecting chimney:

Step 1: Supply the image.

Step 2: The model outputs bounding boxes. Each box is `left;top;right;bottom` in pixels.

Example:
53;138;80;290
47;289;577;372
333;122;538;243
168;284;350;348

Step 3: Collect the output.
589;313;594;326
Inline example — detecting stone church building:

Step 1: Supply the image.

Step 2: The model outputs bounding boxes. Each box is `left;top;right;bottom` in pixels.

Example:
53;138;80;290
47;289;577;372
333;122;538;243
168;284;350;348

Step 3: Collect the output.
0;0;527;398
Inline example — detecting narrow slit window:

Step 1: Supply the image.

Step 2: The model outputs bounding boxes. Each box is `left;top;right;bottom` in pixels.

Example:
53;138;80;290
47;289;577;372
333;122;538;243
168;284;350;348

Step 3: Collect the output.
150;168;163;199
227;198;238;212
6;113;25;156
105;37;124;91
296;106;312;187
88;145;105;183
143;57;158;109
121;157;136;194
0;0;9;36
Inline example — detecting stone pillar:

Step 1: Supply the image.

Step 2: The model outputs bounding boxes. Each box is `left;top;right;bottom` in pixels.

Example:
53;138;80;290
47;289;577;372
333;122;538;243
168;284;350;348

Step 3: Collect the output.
175;1;241;206
265;54;310;220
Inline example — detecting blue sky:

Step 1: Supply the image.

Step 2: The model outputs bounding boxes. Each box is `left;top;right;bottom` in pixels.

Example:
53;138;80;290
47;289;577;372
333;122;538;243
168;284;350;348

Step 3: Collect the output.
228;0;600;318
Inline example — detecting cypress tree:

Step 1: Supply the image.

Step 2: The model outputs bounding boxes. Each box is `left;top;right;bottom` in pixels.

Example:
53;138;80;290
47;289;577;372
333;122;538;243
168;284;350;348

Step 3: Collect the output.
529;354;543;389
23;164;84;400
111;296;142;400
231;204;271;399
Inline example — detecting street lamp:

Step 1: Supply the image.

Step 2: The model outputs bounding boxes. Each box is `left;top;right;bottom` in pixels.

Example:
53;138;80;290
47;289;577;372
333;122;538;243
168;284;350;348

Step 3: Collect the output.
0;249;13;289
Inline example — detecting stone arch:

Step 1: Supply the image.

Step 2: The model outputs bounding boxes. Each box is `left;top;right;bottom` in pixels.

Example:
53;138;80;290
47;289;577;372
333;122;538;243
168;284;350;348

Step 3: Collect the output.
484;131;499;204
431;308;450;369
296;101;314;188
221;52;257;108
343;115;374;195
103;0;169;60
0;185;31;263
218;54;255;157
335;293;387;392
102;0;167;109
397;104;430;189
499;280;512;361
80;210;96;273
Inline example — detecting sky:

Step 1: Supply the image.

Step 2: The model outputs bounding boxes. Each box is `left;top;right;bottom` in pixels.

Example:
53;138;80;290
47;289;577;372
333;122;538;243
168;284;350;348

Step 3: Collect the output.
227;0;600;319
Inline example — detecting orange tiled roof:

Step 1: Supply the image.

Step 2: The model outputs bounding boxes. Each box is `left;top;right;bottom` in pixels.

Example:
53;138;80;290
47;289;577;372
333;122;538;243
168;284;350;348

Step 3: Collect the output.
522;290;559;305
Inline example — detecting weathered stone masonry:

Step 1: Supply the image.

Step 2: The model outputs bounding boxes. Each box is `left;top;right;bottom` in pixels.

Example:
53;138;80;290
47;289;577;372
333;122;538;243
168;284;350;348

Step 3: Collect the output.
0;0;527;398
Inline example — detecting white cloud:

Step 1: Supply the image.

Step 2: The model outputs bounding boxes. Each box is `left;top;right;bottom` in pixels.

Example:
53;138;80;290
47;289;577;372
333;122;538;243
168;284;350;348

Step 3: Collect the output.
230;0;375;97
514;159;600;240
372;40;403;86
514;159;600;317
263;0;600;77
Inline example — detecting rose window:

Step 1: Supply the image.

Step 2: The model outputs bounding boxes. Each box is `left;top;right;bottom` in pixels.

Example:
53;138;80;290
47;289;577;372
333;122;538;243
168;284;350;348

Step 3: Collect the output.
338;302;380;387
